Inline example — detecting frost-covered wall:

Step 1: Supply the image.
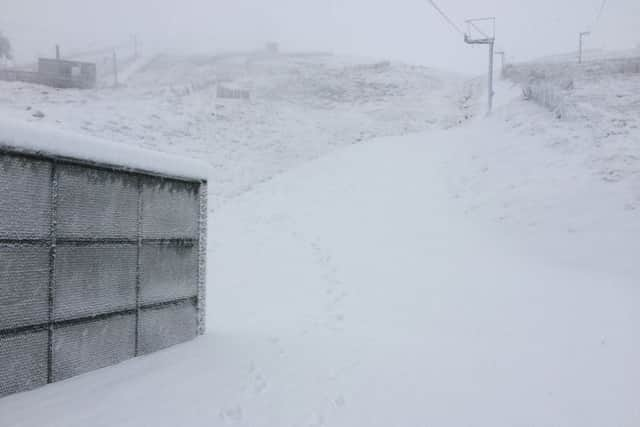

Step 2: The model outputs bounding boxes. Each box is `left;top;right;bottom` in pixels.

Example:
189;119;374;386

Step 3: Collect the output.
0;143;207;398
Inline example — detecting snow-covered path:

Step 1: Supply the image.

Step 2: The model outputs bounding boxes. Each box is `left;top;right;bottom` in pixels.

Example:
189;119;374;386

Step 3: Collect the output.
1;100;638;426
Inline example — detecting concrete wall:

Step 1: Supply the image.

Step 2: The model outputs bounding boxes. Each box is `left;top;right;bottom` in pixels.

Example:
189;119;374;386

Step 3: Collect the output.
0;150;207;398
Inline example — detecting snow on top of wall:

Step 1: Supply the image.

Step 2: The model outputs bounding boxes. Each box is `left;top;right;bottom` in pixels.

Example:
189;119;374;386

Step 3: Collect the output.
0;117;210;181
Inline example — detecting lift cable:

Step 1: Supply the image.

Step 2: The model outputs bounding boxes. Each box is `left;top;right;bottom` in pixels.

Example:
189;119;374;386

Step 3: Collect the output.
423;0;465;37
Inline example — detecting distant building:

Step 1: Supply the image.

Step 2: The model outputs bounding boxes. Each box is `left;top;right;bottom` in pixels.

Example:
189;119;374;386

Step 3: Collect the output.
0;58;96;89
37;58;96;89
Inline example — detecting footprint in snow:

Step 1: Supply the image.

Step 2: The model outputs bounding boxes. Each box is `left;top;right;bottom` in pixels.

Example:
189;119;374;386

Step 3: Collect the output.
218;406;243;424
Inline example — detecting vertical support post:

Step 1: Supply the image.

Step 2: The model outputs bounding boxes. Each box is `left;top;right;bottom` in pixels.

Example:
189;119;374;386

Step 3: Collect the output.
196;182;208;336
488;40;494;114
495;51;505;77
112;49;118;87
134;177;143;356
464;18;496;115
579;33;583;64
578;31;590;64
46;161;58;384
133;35;139;59
55;45;60;60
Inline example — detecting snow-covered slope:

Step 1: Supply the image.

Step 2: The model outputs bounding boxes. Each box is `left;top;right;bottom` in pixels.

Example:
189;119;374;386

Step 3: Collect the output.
0;53;475;209
503;55;640;191
0;64;637;426
449;79;640;278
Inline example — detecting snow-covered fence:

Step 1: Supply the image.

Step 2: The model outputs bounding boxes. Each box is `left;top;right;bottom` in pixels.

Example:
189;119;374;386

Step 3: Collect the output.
521;82;572;119
504;55;640;119
0;69;42;85
0;121;208;398
504;63;574;118
217;85;250;100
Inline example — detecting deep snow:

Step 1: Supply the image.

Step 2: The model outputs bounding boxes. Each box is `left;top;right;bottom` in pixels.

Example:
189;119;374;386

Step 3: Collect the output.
0;117;209;180
0;54;638;426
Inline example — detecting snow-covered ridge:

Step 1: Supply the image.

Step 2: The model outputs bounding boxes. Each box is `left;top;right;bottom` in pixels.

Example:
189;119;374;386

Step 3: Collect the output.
0;117;210;181
0;53;473;208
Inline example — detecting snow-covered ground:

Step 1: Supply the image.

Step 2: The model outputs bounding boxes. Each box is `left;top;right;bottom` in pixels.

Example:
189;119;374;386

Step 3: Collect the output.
503;54;640;189
0;53;638;426
0;53;475;209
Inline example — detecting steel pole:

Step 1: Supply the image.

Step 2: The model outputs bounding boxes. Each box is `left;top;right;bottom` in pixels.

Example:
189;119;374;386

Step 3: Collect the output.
488;40;494;114
579;32;590;64
113;50;118;87
579;33;583;63
495;51;505;77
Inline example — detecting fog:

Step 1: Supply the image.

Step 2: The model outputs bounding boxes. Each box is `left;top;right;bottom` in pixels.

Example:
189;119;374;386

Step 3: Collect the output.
1;0;638;72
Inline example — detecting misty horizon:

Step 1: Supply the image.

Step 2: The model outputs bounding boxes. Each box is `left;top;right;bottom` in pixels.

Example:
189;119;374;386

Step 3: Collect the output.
1;0;639;72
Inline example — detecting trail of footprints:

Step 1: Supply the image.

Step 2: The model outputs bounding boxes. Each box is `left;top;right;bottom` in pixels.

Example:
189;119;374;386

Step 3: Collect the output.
308;240;348;332
219;220;348;426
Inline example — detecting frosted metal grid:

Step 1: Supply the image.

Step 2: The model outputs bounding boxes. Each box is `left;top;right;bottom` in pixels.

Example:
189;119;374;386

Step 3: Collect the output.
0;151;207;398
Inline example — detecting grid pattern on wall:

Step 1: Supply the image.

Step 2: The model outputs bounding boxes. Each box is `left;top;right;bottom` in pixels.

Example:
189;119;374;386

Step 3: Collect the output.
0;151;207;398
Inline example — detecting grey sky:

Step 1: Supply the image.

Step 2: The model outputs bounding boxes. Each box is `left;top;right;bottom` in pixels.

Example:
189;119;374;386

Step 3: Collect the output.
1;0;638;72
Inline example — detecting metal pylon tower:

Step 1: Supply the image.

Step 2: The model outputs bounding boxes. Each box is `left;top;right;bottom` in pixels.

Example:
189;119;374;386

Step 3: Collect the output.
464;17;496;114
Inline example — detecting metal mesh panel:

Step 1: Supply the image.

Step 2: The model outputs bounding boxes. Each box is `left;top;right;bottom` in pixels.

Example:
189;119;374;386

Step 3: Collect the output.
0;331;48;397
0;155;51;239
0;149;205;399
0;245;50;330
53;244;137;321
56;164;138;239
140;243;198;305
141;178;199;239
52;314;136;382
139;301;197;355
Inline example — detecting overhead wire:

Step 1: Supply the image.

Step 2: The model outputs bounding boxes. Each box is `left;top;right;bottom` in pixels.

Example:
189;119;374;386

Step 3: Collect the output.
423;0;465;37
421;0;507;65
589;0;608;31
469;21;491;40
594;0;608;27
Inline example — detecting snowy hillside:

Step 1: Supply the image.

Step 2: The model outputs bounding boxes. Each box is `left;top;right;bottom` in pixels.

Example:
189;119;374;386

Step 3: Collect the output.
0;53;476;208
503;54;640;190
0;52;638;426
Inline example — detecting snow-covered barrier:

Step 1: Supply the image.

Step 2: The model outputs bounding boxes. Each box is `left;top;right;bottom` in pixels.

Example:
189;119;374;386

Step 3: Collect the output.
503;55;640;119
521;82;572;119
217;85;250;100
0;121;208;398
